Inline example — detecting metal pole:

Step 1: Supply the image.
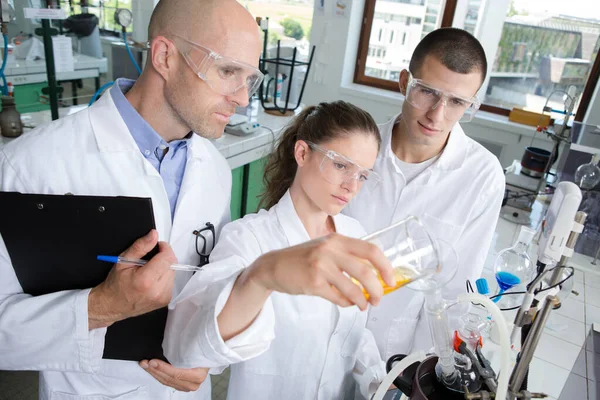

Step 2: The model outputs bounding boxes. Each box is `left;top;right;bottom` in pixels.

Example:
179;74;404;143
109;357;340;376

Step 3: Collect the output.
283;48;297;112
509;295;558;396
273;40;283;113
41;18;59;121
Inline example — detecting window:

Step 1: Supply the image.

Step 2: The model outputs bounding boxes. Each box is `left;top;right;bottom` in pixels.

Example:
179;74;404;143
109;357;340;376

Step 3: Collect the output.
453;0;600;119
355;0;600;121
59;0;134;34
390;30;395;43
355;0;457;91
239;0;313;59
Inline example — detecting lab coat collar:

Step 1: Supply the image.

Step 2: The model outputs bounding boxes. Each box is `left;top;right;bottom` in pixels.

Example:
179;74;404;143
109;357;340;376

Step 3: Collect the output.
383;113;468;171
89;88;211;161
274;190;350;247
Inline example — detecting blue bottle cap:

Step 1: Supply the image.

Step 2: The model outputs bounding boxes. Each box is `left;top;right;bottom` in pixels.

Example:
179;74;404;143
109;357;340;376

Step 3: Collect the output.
476;278;490;295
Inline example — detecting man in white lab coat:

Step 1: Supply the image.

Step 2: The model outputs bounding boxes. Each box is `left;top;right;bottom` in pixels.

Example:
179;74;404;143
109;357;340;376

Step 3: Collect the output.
0;1;262;398
0;1;395;398
344;28;506;361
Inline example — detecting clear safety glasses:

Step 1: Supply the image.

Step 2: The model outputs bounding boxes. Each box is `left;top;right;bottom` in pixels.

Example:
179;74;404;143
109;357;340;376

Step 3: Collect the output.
405;71;481;122
173;35;264;98
307;142;381;190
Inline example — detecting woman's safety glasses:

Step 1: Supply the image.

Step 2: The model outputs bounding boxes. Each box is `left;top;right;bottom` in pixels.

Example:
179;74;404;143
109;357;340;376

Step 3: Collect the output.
307;142;381;190
173;35;264;98
405;71;480;122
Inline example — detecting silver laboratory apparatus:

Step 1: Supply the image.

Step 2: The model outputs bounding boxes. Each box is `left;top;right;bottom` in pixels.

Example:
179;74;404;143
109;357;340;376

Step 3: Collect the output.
372;182;584;400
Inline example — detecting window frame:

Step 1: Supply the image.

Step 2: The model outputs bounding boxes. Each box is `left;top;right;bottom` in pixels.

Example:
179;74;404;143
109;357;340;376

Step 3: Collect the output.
353;0;599;121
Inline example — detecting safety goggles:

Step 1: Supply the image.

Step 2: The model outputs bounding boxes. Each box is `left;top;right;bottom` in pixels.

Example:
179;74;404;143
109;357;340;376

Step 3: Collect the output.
307;141;381;189
172;35;264;98
405;71;480;122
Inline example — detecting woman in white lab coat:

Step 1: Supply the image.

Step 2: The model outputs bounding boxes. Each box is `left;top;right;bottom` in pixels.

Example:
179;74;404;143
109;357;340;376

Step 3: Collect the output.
164;101;390;399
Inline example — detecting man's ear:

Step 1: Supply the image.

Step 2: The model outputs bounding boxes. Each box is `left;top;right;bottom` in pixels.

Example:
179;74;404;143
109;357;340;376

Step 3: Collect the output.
398;69;409;95
150;36;177;81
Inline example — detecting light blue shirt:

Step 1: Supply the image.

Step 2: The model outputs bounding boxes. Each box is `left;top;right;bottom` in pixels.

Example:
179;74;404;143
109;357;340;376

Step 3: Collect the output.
110;78;189;219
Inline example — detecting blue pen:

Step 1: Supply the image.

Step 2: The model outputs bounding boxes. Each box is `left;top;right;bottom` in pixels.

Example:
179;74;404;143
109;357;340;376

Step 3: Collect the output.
97;255;203;272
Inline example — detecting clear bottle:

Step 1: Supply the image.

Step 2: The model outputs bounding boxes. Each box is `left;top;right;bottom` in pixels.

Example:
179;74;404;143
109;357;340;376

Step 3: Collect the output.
246;94;259;122
493;226;536;309
574;153;600;190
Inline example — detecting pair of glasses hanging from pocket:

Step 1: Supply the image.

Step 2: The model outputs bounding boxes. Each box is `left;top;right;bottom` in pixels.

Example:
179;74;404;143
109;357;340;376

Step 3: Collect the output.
193;222;215;267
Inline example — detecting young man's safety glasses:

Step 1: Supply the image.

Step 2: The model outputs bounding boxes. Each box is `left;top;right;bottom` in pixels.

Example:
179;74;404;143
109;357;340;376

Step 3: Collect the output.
405;71;481;123
172;35;264;99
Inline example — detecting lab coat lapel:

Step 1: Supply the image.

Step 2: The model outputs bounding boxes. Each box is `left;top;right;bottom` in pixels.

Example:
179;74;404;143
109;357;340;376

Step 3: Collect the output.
171;134;212;233
168;136;216;294
274;190;311;246
88;90;171;240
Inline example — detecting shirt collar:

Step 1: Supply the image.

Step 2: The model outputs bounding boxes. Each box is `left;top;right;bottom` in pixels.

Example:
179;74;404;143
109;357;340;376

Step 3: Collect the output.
274;190;349;246
275;190;311;246
111;78;189;159
382;113;468;171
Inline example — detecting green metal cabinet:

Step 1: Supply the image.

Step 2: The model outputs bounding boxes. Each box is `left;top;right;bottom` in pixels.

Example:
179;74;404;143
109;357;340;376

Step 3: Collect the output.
11;83;50;113
230;166;244;221
229;157;269;221
244;157;268;216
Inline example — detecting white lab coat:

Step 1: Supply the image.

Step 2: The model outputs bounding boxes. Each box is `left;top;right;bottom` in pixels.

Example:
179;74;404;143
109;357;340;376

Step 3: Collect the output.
344;114;505;361
0;91;260;400
164;190;386;400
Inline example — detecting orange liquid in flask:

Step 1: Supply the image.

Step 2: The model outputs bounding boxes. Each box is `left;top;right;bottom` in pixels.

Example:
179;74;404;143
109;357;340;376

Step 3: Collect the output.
355;266;419;299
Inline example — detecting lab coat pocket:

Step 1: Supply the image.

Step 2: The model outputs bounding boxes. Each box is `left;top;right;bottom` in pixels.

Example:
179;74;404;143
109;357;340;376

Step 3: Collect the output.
50;386;147;400
382;291;424;359
420;213;462;247
339;312;360;358
385;316;419;359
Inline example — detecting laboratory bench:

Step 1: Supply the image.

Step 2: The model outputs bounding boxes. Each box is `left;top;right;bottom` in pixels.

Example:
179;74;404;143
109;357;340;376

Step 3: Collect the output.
2;53;108;113
0;104;300;221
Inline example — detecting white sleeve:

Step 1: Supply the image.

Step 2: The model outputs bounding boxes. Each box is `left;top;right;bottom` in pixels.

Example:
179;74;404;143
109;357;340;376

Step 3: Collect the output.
412;170;505;351
353;325;387;399
163;221;275;370
0;152;106;372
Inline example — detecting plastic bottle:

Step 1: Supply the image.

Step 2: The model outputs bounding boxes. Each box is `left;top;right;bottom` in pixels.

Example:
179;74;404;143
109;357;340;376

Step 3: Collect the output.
246;94;259;122
493;226;536;309
275;73;283;100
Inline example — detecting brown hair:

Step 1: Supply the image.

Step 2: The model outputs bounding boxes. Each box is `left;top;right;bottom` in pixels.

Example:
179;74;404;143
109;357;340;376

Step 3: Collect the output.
410;27;488;84
259;101;381;210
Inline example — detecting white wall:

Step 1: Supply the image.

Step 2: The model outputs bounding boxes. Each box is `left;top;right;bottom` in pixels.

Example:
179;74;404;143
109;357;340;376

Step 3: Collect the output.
303;0;599;168
132;0;160;44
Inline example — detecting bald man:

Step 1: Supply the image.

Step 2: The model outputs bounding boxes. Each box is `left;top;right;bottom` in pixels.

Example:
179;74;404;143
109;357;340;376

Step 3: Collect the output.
0;0;261;399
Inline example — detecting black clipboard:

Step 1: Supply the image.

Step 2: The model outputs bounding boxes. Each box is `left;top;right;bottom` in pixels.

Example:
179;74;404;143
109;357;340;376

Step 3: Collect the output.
0;191;167;362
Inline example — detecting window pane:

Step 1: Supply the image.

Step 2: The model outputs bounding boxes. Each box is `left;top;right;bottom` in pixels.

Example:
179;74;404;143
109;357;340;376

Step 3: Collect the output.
240;0;313;61
456;0;599;116
67;0;133;33
365;0;445;82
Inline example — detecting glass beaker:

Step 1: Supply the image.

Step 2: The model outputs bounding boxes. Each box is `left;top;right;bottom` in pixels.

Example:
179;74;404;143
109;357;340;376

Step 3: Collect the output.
357;216;441;298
